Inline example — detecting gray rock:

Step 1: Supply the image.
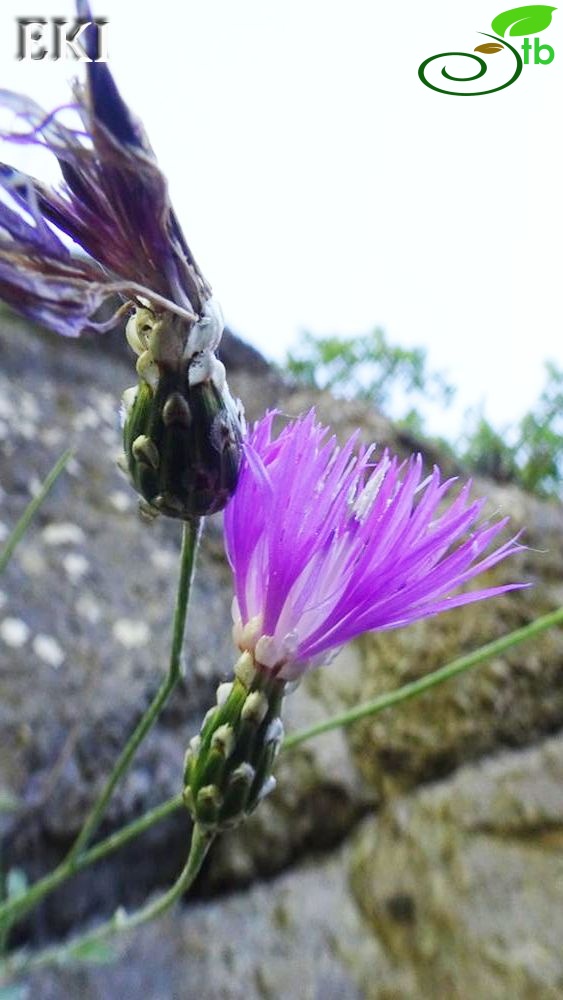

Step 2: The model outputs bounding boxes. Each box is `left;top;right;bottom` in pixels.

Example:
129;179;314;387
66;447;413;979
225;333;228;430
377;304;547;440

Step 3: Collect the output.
22;844;389;1000
0;313;373;938
350;732;563;999
1;310;562;998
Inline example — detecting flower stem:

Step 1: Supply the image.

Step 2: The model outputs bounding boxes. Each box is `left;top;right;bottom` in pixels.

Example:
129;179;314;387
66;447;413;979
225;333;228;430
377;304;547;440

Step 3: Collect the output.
168;519;203;684
0;450;72;576
1;604;561;943
283;605;563;749
0;795;183;933
65;517;202;864
1;824;212;983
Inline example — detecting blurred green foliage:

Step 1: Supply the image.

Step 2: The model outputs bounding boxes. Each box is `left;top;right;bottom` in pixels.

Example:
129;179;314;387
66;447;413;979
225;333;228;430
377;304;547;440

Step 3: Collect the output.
459;360;563;498
285;328;454;409
283;331;562;501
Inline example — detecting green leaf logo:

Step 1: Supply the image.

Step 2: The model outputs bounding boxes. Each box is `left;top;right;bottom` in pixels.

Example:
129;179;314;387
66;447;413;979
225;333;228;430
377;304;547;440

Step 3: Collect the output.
491;5;556;36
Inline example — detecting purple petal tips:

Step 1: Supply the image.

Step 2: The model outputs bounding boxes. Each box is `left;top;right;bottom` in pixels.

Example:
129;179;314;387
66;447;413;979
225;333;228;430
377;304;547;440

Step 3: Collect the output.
0;163;114;336
0;2;210;337
0;1;246;519
224;411;527;681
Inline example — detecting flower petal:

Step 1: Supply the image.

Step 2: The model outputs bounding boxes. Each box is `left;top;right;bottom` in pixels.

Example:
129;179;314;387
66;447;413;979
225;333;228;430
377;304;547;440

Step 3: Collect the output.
225;411;527;677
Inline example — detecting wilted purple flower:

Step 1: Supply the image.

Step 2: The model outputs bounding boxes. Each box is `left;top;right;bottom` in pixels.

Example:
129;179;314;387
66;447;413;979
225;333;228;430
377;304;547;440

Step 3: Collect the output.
224;410;526;681
0;1;208;337
0;1;243;518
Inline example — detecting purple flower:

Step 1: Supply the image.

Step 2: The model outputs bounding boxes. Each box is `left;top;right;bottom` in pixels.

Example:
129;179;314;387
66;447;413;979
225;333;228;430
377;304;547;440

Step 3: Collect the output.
0;0;209;338
0;2;245;518
224;410;526;681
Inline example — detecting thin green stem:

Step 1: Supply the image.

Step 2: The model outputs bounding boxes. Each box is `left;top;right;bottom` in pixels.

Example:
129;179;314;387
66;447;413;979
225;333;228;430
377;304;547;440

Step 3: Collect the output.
283;605;563;749
168;519;202;683
0;795;183;932
0;604;561;949
66;518;202;864
1;824;212;982
0;450;72;576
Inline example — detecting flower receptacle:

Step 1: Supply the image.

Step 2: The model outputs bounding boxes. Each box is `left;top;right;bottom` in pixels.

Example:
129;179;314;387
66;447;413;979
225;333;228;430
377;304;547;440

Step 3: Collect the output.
122;360;243;520
183;657;285;831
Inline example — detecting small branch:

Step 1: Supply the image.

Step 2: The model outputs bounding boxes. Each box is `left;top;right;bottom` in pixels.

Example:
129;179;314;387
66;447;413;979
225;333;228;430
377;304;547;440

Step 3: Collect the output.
0;796;183;932
0;450;72;576
1;603;561;949
1;824;212;983
65;517;202;864
168;518;202;684
283;606;563;749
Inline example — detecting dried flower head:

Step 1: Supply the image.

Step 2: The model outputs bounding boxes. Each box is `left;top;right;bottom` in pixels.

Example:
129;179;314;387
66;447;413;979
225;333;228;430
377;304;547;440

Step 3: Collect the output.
0;1;243;517
0;2;207;335
224;410;527;681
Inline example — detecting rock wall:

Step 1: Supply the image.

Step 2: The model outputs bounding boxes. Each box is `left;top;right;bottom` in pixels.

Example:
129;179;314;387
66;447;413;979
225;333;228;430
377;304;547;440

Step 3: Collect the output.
1;311;562;997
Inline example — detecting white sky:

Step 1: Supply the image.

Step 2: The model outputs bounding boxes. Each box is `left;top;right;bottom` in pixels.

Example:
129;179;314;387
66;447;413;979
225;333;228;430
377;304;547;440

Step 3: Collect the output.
1;0;562;437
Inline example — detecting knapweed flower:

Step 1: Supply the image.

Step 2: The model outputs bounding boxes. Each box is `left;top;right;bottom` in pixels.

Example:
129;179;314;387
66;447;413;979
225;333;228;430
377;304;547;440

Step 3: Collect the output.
0;1;243;518
225;410;526;681
183;409;525;832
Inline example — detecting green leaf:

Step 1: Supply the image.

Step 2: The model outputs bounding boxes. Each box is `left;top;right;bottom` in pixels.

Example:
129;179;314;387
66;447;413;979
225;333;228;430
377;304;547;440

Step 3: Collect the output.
491;5;556;36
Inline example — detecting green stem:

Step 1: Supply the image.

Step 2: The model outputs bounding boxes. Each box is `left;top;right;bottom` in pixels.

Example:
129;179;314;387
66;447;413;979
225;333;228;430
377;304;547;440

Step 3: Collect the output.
1;824;212;982
168;519;203;684
0;450;72;576
65;517;202;864
283;605;563;749
0;795;183;932
0;605;561;946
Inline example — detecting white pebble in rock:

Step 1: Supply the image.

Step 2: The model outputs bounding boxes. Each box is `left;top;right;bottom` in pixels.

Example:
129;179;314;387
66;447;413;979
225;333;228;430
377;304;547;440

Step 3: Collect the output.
0;617;30;648
40;427;65;448
18;546;46;577
32;634;65;669
109;490;132;513
42;523;86;546
73;406;101;432
75;593;102;624
113;619;150;649
150;548;177;572
62;552;90;582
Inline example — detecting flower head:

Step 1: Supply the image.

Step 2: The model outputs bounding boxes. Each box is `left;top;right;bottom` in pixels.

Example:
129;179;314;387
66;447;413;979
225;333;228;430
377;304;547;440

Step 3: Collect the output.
0;2;208;336
0;1;243;518
224;411;526;681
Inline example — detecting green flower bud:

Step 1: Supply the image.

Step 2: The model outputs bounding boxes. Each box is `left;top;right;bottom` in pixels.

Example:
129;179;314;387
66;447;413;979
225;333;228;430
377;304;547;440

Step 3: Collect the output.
183;658;285;831
121;303;244;520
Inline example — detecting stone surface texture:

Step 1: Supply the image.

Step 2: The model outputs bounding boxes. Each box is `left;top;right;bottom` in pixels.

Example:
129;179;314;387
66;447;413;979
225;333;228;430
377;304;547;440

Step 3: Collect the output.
0;311;562;998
